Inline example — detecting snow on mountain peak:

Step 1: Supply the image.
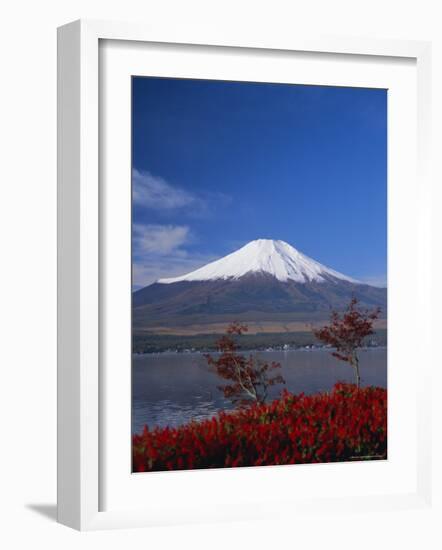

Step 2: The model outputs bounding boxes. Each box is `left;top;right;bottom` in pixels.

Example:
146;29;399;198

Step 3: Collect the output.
157;239;358;285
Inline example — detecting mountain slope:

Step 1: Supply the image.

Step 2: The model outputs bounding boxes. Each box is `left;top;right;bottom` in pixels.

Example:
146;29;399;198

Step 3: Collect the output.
133;239;387;332
158;239;358;284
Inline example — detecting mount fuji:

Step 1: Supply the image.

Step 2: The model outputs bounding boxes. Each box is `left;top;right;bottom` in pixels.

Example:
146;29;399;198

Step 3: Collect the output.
157;239;359;285
133;239;387;332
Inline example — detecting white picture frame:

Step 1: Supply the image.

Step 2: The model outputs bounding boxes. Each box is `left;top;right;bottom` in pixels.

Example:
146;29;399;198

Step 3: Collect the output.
57;19;433;531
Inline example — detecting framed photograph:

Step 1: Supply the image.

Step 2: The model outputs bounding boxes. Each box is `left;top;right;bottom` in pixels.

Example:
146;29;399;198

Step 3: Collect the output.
57;20;432;530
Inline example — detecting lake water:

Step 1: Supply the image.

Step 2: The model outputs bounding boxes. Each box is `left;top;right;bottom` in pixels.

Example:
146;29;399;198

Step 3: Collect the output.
132;348;387;433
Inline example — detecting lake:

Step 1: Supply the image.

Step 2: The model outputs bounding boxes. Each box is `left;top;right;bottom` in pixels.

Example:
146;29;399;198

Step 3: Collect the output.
132;348;387;433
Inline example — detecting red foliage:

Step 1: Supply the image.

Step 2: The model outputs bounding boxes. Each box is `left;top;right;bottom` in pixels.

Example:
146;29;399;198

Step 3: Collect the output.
132;383;387;472
205;322;285;407
313;298;381;387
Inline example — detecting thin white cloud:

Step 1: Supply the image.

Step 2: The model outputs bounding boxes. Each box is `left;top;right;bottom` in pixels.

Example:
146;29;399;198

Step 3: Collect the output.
132;169;202;210
133;223;191;256
131;170;231;288
132;253;217;289
132;223;217;288
357;275;387;288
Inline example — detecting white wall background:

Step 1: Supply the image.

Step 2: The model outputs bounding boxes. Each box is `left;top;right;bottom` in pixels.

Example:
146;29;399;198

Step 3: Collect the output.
0;1;441;548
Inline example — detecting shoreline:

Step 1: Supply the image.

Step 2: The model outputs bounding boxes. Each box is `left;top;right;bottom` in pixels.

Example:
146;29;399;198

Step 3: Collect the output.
133;345;388;358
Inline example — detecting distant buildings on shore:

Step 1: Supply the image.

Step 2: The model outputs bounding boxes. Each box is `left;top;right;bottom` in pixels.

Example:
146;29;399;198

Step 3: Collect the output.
134;338;383;356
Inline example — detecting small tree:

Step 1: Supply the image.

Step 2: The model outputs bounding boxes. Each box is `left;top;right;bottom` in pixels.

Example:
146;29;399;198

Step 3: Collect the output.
313;298;381;388
205;322;285;407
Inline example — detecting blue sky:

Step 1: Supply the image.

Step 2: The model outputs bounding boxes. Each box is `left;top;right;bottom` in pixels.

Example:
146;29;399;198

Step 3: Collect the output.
132;77;387;289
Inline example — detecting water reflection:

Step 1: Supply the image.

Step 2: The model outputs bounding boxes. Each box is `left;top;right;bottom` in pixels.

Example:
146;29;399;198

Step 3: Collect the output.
132;348;387;432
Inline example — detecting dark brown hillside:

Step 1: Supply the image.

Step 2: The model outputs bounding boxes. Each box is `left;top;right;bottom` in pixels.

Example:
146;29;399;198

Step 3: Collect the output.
133;272;387;332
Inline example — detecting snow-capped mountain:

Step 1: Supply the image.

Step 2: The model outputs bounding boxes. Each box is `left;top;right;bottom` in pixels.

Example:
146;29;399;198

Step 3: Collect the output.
158;239;358;285
133;239;386;332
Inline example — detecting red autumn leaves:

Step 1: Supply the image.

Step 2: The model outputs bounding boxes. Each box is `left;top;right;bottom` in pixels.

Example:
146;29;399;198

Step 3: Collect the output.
313;298;381;388
133;299;385;472
205;321;285;407
133;383;387;472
